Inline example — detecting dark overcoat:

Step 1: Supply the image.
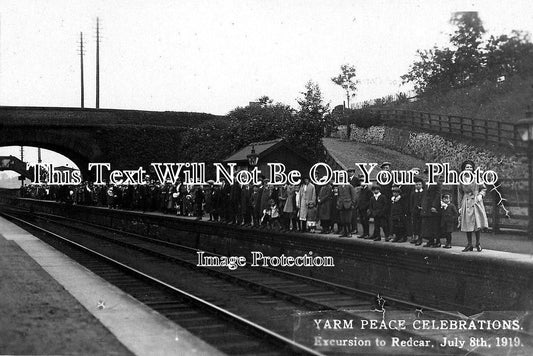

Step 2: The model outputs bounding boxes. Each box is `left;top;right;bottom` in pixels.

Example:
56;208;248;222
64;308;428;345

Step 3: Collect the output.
317;184;333;220
441;203;459;233
420;182;441;237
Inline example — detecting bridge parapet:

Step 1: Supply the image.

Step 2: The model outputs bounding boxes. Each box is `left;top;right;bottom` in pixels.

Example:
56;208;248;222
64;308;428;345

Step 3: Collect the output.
0;156;31;179
0;106;221;128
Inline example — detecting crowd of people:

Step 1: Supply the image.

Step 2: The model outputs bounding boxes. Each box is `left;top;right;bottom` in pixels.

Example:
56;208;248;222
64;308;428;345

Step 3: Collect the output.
21;159;488;252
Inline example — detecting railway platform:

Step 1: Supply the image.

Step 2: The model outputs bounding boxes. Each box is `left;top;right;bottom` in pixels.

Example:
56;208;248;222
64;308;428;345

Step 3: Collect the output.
0;215;222;356
4;197;532;315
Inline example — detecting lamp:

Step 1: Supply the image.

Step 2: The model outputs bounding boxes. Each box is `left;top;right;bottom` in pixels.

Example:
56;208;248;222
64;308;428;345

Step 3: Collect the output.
247;145;259;167
515;105;533;238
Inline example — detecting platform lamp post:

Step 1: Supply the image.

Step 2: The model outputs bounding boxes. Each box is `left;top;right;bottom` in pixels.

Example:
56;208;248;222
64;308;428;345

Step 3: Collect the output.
247;145;259;170
515;105;533;238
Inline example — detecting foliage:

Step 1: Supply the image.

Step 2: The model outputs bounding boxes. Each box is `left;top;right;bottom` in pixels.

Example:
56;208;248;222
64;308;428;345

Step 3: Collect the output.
257;95;273;107
402;12;533;95
397;71;533;122
484;31;533;80
356;92;410;109
331;108;382;129
181;89;331;165
331;64;359;108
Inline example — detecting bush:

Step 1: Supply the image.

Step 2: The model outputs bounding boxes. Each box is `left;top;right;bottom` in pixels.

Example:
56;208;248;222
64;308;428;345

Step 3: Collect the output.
339;109;382;128
180;103;327;164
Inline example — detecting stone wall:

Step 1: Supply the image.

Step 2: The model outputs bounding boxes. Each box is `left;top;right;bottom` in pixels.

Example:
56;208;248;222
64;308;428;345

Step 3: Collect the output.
336;125;527;178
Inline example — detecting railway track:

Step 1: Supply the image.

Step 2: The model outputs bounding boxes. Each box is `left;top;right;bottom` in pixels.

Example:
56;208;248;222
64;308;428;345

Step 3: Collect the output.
2;211;320;356
3;208;530;355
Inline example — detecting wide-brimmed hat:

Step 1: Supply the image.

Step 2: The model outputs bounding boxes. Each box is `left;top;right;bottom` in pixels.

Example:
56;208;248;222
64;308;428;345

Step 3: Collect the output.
380;162;391;169
460;160;475;171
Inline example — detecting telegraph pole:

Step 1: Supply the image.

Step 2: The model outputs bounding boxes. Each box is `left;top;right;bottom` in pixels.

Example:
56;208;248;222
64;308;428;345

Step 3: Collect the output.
95;17;100;109
79;32;85;108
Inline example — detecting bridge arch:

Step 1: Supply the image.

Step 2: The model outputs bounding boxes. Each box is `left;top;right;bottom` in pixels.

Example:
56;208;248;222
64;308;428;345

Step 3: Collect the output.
0;128;100;177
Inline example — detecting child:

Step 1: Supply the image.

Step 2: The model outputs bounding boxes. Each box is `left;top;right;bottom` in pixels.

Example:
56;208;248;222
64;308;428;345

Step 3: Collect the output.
306;201;318;233
268;199;281;230
369;186;389;241
410;177;424;245
390;186;408;243
440;193;458;248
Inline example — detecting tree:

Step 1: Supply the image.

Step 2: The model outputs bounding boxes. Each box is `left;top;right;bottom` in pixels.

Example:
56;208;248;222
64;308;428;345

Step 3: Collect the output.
294;81;330;158
448;11;485;86
257;95;273;107
401;46;456;94
331;64;359;108
484;31;533;80
402;11;533;95
297;80;330;118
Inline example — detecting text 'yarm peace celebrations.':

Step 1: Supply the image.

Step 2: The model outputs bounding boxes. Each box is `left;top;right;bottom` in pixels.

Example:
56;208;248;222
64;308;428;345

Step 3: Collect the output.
33;162;498;186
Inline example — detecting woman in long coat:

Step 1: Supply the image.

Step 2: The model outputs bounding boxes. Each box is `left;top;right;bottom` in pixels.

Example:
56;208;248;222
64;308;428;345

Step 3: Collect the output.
298;177;316;232
458;160;488;252
317;181;333;233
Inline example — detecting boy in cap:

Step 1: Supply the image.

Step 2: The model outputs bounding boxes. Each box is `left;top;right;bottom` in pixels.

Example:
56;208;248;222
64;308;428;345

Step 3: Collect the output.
369;185;389;241
440;193;458;248
390;185;408;242
379;162;393;200
410;177;424;245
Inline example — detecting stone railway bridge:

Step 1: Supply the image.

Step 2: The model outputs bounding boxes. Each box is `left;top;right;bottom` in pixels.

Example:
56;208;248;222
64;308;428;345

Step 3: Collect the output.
0;106;220;177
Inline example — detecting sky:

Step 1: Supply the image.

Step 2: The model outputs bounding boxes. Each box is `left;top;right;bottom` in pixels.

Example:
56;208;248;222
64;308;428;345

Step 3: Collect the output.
0;0;532;173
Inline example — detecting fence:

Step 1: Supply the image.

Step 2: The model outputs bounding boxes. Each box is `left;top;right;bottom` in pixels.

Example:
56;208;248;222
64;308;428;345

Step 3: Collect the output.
376;109;525;150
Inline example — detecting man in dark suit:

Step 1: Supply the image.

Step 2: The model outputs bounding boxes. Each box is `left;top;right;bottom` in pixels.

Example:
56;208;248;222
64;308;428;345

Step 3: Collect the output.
229;174;242;224
369;185;389;241
348;168;360;234
336;182;357;237
401;167;420;242
240;183;252;226
410;177;424;244
420;174;442;247
220;178;231;223
357;175;373;239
